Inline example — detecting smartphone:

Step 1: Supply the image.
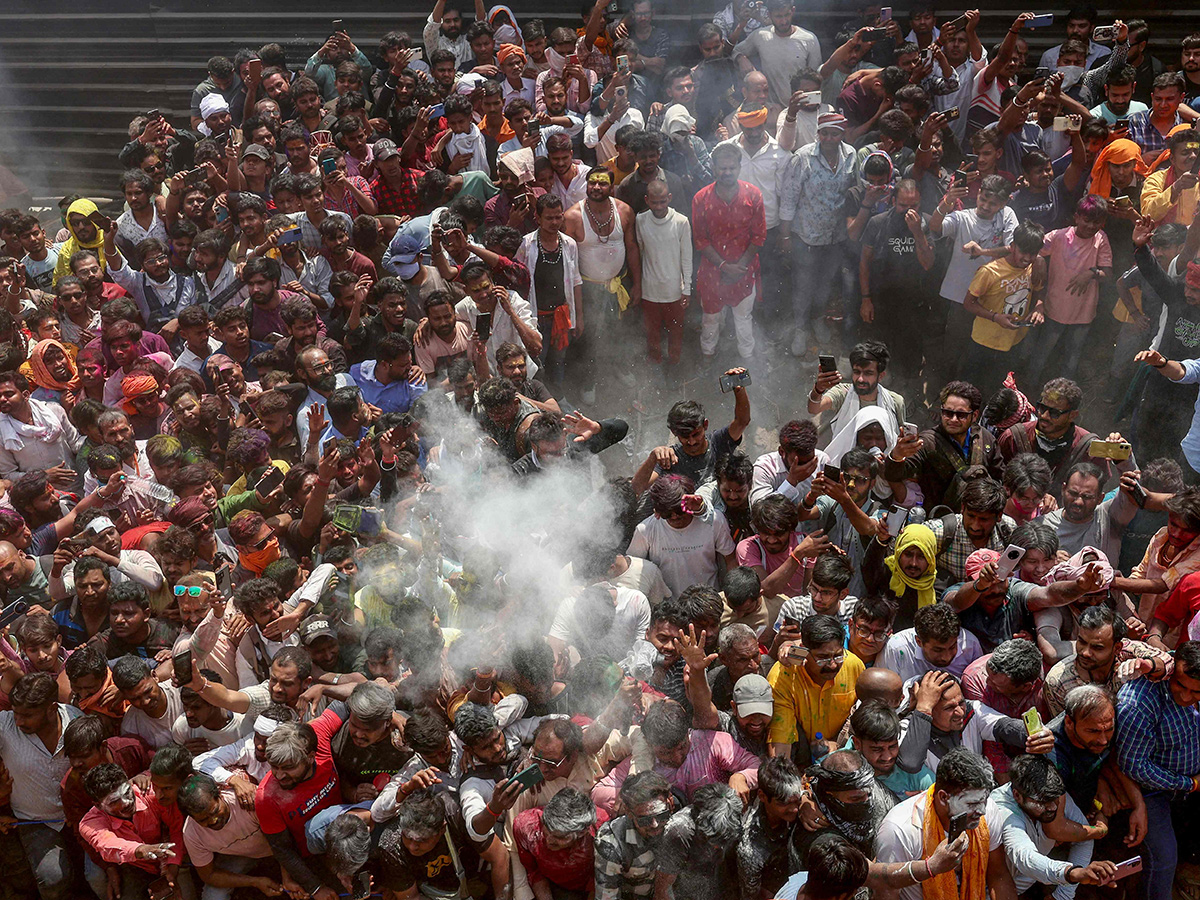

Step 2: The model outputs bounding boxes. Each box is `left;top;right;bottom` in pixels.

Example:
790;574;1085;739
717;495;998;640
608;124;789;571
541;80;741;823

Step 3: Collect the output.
230;126;243;146
216;564;233;598
798;90;822;105
1115;117;1129;129
333;504;363;533
863;26;889;40
784;644;809;662
256;466;285;495
1092;25;1117;41
1025;13;1054;27
173;649;193;686
1113;195;1133;209
719;370;752;392
1023;707;1044;736
527;120;541;141
1111;857;1143;880
332;19;344;31
87;210;112;230
880;6;892;20
942;14;968;31
946;813;970;843
818;354;837;373
353;871;371;900
616;54;630;73
1034;66;1052;80
1130;480;1149;508
320;157;337;176
614;86;627;99
942;106;960;121
277;225;303;245
148;877;174;900
782;615;803;630
963;153;979;166
994;544;1027;580
823;464;842;483
568;54;580;66
1052;115;1076;132
248;57;262;81
215;204;229;224
428;103;445;119
0;601;27;631
902;422;919;438
146;108;161;121
886;505;909;537
513;763;545;791
475;311;493;342
1089;439;1132;461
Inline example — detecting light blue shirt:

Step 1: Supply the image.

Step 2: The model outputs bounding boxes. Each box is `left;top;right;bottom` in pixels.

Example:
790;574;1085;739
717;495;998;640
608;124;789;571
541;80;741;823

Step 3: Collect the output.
297;372;356;448
1177;359;1200;474
351;360;427;415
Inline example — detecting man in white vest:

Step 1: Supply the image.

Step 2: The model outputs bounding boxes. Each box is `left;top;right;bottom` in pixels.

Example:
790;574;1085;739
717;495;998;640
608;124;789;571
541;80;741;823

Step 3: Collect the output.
807;340;907;446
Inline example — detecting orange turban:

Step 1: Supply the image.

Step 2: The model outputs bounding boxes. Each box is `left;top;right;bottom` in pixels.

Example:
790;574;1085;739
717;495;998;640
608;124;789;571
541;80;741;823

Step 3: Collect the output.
736;105;769;129
497;43;526;66
121;373;159;399
1089;138;1150;199
1148;124;1197;174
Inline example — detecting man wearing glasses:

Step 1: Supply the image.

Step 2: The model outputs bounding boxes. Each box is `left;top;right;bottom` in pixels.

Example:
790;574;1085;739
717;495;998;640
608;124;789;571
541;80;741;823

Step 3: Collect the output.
999;377;1135;503
883;380;1003;511
767;613;864;763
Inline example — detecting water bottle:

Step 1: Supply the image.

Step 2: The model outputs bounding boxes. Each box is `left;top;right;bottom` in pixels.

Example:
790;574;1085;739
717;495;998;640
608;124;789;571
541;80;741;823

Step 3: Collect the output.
811;732;829;762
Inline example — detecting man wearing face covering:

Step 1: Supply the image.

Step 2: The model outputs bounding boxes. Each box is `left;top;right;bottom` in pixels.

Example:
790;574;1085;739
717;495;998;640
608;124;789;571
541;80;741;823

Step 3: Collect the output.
792;749;895;865
52;199;108;288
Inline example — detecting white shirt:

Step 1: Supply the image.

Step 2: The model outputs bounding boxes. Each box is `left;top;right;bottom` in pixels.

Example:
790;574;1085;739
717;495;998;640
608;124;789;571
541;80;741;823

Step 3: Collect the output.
935;53;989;144
749;448;830;506
0;399;83;479
635;208;693;303
115;206;169;251
107;257;197;328
585;108;645;165
171;710;250;750
938;207;1019;303
172;337;223;373
627;507;735;597
732;25;823;109
550;164;590;210
121;682;185;748
877;627;984;682
991;783;1092;900
281;254;334;308
194;733;271;785
455;291;540;380
876;790;1005;900
516;231;583;329
549;585;651;659
714;135;791;228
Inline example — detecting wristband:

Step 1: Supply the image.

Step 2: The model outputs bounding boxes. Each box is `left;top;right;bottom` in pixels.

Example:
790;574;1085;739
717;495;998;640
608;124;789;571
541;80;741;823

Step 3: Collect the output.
918;144;932;152
485;802;501;817
1013;96;1030;108
1153;360;1169;369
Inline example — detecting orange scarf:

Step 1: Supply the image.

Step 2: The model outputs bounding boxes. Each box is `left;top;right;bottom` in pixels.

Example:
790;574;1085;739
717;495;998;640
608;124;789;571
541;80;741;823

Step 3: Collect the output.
921;786;989;900
76;669;129;721
1148;124;1197;175
28;339;81;396
1088;138;1150;199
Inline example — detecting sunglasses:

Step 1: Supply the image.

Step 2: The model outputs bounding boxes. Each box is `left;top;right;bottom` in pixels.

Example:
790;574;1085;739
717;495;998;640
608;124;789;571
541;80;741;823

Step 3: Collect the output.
187;515;215;532
633;811;671;827
940;408;973;421
530;752;570;768
250;533;275;550
173;585;203;597
1035;403;1073;418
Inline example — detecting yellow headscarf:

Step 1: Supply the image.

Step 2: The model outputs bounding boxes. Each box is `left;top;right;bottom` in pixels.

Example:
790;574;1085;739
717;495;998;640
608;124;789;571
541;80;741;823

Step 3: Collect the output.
884;523;938;609
52;198;107;287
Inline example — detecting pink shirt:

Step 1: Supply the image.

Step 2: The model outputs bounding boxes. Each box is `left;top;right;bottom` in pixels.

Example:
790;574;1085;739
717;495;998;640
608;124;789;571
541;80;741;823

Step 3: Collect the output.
1039;226;1112;324
736;533;805;595
590;729;759;814
79;785;184;871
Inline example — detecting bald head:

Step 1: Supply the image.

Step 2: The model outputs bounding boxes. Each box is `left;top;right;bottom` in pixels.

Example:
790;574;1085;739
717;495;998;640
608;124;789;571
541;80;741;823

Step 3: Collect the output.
856;667;903;709
742;71;769;104
825;748;865;773
0;540;27;588
646;180;670;201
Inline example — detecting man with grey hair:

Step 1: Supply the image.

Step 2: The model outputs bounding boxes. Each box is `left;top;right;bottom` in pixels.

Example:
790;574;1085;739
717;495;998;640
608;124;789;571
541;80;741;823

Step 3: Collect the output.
961;638;1047;778
991;754;1116;899
655;783;744;900
709;622;767;711
514;788;604;898
331;681;409;803
1045;604;1172;717
256;701;351;900
1046;683;1148;845
682;621;773;759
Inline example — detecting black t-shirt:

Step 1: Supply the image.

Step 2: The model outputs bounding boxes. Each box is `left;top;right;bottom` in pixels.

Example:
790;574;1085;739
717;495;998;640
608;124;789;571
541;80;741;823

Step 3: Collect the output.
654;425;741;489
89;618;180;661
375;793;470;893
863;208;932;299
330;721;414;789
534;250;567;312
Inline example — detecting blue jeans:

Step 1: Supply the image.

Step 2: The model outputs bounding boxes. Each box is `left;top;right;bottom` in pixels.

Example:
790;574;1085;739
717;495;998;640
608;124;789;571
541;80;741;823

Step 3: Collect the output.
536;314;567;391
790;238;845;350
17;824;75;900
1140;790;1180;900
1030;319;1092;381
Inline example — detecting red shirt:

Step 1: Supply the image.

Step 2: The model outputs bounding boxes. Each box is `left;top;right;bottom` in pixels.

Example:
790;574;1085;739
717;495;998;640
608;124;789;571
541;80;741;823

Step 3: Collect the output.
514;806;609;892
328;250;377;279
254;705;344;853
691;181;766;314
371;168;425;217
1153;570;1200;641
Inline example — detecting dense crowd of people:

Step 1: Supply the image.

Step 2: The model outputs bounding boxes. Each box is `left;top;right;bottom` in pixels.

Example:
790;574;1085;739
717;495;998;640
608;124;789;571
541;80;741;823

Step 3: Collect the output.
4;1;1200;899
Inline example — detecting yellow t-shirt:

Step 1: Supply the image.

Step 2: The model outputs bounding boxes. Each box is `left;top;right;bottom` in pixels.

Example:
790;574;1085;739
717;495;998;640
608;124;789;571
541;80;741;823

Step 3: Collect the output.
968;258;1035;352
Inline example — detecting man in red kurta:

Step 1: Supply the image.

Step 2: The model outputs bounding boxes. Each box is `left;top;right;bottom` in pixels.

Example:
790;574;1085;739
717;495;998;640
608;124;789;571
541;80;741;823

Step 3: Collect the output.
692;139;767;361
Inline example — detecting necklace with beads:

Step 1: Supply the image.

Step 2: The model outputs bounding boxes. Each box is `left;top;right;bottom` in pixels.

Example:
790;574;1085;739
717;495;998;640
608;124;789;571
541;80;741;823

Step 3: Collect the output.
586;199;615;243
538;233;562;265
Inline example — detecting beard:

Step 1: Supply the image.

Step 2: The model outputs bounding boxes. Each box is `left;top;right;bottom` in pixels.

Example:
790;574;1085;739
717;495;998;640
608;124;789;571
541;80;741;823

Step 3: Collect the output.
314;373;339;394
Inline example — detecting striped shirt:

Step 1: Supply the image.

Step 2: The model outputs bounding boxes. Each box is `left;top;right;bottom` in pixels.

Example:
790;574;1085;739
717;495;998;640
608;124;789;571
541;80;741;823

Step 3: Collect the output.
594;815;659;900
0;704;82;828
1116;676;1200;792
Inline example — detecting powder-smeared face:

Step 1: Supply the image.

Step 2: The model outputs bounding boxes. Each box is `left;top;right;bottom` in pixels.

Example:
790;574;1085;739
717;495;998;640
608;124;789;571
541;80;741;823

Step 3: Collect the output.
946;787;989;833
